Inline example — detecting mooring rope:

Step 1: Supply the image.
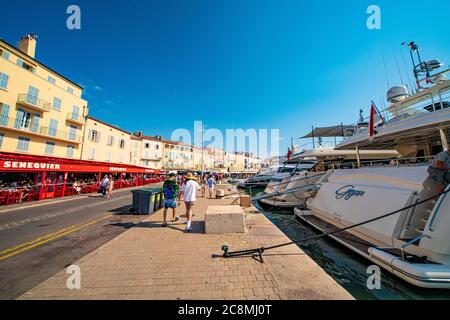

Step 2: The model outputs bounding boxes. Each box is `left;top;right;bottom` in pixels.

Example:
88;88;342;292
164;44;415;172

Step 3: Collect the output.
220;188;450;260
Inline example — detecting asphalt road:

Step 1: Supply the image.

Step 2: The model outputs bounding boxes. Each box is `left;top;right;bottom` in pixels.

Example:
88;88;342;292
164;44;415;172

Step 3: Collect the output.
0;185;162;300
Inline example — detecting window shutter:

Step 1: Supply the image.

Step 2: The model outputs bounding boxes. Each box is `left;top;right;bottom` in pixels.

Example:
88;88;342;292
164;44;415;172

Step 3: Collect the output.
96;132;101;143
0;103;9;126
32;114;40;133
88;129;93;141
14;109;24;129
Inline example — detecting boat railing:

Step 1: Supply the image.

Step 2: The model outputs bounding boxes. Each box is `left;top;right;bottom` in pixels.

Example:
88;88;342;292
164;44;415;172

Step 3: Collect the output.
400;234;427;261
334;155;435;170
344;83;450;138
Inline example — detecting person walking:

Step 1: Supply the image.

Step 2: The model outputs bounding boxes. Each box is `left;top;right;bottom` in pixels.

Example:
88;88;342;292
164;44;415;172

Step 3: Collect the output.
162;173;180;227
180;172;201;232
206;175;216;199
107;175;114;198
100;175;110;197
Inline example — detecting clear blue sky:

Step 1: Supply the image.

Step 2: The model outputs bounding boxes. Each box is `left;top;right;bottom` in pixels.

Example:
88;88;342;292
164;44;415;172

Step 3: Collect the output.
2;0;449;156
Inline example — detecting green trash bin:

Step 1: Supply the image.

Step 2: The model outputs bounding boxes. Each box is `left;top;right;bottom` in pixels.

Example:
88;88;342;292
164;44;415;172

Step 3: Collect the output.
154;188;164;210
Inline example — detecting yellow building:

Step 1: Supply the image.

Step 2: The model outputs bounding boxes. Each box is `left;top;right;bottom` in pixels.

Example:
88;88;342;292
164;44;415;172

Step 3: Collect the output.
138;134;163;170
131;134;143;167
82;116;131;164
162;140;193;170
0;35;88;159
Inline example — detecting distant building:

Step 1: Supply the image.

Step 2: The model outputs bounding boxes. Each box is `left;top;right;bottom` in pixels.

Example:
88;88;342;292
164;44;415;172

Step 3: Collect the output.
82;116;131;164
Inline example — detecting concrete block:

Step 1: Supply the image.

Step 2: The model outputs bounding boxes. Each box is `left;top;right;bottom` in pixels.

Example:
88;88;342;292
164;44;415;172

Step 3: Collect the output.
240;195;252;207
205;205;246;234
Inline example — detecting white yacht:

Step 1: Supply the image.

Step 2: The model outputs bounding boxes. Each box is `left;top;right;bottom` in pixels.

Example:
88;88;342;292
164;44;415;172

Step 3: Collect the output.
237;163;301;189
257;146;399;210
295;56;450;289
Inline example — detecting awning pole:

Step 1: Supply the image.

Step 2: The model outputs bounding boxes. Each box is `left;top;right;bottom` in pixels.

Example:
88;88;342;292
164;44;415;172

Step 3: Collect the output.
61;172;68;197
440;129;448;151
356;146;361;168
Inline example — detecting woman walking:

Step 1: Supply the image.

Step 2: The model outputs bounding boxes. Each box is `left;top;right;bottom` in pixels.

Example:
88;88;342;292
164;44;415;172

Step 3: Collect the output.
107;175;114;198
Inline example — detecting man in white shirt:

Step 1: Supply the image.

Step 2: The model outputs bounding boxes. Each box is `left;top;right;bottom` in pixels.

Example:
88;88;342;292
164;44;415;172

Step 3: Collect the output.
100;176;110;197
180;172;201;232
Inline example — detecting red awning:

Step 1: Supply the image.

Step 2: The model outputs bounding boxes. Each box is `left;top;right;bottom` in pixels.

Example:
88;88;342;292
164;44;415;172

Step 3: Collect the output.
0;152;161;174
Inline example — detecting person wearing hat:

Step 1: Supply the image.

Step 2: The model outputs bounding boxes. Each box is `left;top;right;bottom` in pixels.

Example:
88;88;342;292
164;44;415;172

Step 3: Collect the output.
427;147;450;194
162;173;180;227
180;172;201;232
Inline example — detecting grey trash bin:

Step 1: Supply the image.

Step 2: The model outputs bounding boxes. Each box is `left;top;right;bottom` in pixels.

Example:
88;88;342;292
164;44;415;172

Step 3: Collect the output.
130;190;143;213
138;189;158;215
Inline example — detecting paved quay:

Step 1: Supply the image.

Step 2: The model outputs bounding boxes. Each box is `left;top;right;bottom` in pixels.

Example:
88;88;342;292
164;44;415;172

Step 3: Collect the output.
19;185;353;300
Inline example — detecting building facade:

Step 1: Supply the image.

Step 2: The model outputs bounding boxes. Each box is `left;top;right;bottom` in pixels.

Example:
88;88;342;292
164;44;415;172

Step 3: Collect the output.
82;116;131;164
131;134;143;167
0;35;88;160
162;140;194;170
140;135;163;170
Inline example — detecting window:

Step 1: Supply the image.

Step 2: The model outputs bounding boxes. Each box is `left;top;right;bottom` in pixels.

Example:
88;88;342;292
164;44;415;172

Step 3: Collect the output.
27;86;39;105
155;145;160;150
165;151;168;159
0;133;4;148
48;76;56;85
17;136;30;152
17;59;35;72
88;129;100;142
69;125;77;141
0;103;10;126
119;139;125;149
118;153;123;163
67;145;75;158
72;106;80;119
14;109;32;130
88;147;95;160
0;73;9;89
1;50;10;60
145;143;150;149
105;151;111;162
52;97;62;111
107;135;114;146
45;142;55;155
67;87;74;94
48;119;58;136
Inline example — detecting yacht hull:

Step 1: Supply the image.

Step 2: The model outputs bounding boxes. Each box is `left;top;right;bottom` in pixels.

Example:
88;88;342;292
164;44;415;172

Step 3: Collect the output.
294;208;450;289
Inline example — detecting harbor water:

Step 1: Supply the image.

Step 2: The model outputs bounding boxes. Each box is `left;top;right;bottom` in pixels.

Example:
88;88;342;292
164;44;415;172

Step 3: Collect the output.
246;188;450;300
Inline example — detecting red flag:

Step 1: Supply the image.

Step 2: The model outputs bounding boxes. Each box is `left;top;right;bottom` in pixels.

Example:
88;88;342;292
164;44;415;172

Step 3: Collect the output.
287;148;292;160
368;102;383;142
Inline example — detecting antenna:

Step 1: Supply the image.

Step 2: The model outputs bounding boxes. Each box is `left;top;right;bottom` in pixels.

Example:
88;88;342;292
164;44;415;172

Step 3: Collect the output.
400;45;415;95
380;47;390;90
394;54;404;85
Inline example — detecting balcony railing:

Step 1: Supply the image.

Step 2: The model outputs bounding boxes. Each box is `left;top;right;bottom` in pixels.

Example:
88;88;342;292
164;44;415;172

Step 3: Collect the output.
17;94;51;112
66;113;86;124
0;116;82;143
